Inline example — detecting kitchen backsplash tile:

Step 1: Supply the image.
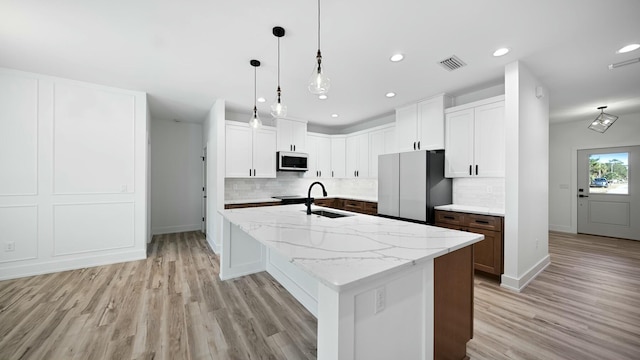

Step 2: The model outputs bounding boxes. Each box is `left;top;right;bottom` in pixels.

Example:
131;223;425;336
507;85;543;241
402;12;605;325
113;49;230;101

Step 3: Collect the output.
225;172;378;201
452;177;505;209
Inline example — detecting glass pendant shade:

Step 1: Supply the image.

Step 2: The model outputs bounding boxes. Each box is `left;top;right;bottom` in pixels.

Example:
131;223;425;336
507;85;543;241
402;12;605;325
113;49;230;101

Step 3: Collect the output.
270;90;287;118
308;55;331;95
588;106;618;133
249;106;262;128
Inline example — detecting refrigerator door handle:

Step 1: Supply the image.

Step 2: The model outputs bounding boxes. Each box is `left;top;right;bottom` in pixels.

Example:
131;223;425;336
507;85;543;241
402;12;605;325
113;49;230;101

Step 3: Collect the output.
475;165;478;175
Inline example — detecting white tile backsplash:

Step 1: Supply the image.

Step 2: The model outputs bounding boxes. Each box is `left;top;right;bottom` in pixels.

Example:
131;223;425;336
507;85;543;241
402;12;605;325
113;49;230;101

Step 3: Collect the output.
452;177;505;209
225;172;378;201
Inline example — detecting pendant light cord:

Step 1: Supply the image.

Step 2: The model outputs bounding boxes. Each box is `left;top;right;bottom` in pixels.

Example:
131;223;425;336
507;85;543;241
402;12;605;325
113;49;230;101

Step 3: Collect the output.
253;65;257;111
317;0;321;50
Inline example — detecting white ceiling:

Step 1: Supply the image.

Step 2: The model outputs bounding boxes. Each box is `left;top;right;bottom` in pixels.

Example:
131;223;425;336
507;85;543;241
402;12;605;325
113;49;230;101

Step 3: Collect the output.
1;0;639;128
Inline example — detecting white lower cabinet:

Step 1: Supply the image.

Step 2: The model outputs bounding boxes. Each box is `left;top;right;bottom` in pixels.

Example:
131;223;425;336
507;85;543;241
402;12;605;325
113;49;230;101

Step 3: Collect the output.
306;133;331;178
444;96;505;177
225;121;276;178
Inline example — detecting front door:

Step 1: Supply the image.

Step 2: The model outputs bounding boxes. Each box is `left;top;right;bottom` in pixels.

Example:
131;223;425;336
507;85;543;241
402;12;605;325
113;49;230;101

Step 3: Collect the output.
577;146;639;240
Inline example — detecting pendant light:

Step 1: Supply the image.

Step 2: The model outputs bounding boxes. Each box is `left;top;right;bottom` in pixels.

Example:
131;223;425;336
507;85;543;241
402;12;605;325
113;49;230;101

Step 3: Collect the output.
249;59;262;129
588;106;618;133
308;0;330;95
270;26;287;118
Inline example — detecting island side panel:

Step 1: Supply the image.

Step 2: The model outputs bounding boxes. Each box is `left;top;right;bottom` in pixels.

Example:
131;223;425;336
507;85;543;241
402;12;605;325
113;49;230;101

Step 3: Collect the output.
220;219;266;280
434;245;474;360
317;261;435;360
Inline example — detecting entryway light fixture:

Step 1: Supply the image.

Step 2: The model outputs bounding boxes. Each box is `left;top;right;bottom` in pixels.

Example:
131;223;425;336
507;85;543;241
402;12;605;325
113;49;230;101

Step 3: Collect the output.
588;106;618;133
308;0;330;95
249;59;262;129
270;26;287;118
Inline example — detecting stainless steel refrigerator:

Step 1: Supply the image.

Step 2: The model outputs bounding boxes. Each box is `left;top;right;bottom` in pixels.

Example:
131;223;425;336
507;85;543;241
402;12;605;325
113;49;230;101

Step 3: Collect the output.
378;150;452;224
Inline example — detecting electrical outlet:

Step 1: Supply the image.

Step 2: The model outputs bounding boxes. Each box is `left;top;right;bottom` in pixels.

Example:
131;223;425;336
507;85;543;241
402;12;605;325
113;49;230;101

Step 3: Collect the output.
374;286;386;314
5;241;15;252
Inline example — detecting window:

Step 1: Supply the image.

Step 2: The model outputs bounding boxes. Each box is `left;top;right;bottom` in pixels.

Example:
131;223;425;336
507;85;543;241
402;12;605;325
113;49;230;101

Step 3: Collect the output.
589;153;629;194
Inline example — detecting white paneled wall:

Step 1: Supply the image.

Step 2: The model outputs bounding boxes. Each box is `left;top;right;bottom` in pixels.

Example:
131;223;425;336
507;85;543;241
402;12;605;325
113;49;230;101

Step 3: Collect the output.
0;68;147;280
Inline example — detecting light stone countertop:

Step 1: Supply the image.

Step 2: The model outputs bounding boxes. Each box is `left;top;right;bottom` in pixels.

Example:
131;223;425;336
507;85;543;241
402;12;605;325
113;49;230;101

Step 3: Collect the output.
434;204;505;217
219;204;482;291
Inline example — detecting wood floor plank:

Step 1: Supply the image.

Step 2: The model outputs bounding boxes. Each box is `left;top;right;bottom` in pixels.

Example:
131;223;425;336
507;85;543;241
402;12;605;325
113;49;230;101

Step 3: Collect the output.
1;230;638;359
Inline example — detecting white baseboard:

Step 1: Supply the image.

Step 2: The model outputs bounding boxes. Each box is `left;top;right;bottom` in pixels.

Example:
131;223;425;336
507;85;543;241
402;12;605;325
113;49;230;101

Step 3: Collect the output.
549;224;574;233
500;254;551;292
0;249;147;281
152;224;202;235
206;232;221;254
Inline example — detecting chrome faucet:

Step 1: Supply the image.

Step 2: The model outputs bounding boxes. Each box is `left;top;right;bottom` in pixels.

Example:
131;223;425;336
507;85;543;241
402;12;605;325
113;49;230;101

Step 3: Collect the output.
306;181;328;215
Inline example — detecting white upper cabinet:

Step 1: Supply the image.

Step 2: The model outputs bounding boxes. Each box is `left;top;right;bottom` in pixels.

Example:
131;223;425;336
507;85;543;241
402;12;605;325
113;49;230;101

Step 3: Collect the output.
395;94;452;152
444;96;505;178
346;133;369;178
368;125;395;179
330;136;346;178
225;121;276;178
306;133;331;178
276;118;307;152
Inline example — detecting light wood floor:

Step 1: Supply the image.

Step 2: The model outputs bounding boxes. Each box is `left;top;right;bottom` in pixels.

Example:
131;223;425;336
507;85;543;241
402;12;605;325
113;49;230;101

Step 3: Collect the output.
1;231;639;359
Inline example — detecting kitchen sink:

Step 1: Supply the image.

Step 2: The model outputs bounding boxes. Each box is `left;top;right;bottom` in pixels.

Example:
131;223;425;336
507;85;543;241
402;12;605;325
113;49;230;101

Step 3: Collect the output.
310;210;353;218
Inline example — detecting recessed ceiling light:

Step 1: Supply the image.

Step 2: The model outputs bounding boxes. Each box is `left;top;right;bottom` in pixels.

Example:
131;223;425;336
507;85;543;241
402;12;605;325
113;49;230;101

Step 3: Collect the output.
318;94;328;100
331;114;339;118
257;97;266;103
385;92;396;98
617;43;640;54
493;48;510;57
390;53;404;62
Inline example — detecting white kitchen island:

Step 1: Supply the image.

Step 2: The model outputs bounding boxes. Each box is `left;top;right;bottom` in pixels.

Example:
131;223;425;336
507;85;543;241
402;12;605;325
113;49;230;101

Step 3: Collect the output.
219;204;483;360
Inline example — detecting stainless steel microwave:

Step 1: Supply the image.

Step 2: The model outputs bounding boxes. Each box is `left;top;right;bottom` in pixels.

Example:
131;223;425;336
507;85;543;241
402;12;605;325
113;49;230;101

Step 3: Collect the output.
277;151;308;172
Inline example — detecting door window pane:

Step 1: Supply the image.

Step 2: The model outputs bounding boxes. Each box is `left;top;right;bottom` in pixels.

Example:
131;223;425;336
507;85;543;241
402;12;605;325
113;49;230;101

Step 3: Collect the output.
589;153;629;194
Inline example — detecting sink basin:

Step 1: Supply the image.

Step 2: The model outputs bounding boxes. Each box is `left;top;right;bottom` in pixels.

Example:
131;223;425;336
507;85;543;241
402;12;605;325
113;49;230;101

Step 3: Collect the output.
310;210;353;218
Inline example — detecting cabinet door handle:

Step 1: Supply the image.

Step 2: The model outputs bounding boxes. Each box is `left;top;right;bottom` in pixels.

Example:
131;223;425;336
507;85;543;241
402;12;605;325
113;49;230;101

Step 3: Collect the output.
320;171;322;177
413;141;416;150
332;170;334;177
475;220;490;224
469;165;472;176
294;145;296;151
253;169;256;176
475;165;478;175
356;170;359;177
249;169;252;177
418;141;420;150
444;216;455;220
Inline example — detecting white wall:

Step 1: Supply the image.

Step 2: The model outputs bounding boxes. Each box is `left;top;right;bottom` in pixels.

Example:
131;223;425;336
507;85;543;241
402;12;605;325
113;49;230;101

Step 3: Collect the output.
502;61;550;291
549;111;640;233
150;119;203;235
203;100;226;252
0;68;147;280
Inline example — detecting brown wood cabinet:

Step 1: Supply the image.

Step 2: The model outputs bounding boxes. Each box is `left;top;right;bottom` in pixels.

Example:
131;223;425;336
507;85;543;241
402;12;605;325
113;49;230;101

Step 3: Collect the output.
434;245;474;360
316;198;377;215
224;202;281;209
435;210;503;276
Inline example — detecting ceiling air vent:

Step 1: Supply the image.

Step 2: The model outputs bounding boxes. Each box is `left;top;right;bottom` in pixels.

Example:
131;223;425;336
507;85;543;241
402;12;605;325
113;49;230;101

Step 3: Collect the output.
438;55;466;71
